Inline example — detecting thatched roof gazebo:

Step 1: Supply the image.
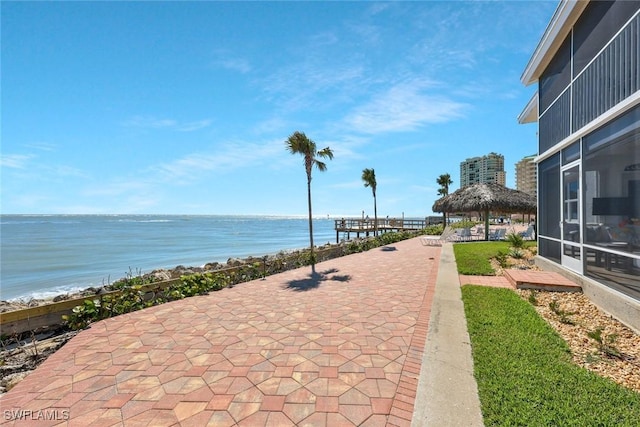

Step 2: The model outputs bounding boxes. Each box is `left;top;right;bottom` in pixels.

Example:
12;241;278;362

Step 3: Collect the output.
432;183;537;241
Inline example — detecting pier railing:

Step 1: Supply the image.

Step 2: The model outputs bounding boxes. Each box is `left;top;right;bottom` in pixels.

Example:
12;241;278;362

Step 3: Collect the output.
333;218;426;242
335;218;426;231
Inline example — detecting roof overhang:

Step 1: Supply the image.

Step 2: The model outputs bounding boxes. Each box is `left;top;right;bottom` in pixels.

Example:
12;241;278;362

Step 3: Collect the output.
520;0;589;86
518;92;539;124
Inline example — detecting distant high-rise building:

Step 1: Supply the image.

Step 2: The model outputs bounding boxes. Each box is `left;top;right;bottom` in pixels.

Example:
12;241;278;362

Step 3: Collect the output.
460;152;505;187
515;155;537;197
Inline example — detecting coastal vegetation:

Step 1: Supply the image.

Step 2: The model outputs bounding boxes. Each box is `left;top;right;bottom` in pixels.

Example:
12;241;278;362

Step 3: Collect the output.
462;285;640;425
285;131;334;267
59;229;421;331
422;223;444;235
361;168;378;236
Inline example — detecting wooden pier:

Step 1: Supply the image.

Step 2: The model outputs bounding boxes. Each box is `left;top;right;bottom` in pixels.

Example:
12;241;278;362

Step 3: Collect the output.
334;218;427;243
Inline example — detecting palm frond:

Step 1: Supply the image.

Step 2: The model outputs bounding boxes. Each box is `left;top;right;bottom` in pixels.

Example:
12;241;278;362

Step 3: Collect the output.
317;147;334;160
315;160;327;172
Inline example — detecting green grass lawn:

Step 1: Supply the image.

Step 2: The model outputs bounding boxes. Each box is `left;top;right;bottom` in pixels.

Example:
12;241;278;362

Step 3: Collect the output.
462;285;640;426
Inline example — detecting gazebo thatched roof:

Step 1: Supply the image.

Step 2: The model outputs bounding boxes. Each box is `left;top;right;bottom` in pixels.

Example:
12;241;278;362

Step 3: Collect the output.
432;183;537;214
432;183;536;240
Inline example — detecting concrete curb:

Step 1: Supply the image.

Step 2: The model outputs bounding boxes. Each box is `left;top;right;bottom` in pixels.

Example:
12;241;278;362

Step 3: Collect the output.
411;243;484;426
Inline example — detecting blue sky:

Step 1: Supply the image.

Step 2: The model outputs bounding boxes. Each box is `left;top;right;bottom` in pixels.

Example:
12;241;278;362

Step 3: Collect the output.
1;1;557;217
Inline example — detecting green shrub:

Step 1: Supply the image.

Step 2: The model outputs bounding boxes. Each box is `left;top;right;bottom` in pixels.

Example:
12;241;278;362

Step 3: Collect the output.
549;300;576;325
495;250;509;268
587;327;622;359
451;220;477;230
505;232;525;248
423;224;444;235
508;248;525;259
62;299;101;330
111;267;159;290
527;290;538;306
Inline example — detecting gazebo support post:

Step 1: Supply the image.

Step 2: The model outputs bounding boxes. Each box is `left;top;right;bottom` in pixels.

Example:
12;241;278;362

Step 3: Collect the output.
484;209;490;241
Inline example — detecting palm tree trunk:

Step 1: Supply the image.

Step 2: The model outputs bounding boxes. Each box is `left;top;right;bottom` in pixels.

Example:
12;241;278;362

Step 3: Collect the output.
307;178;315;265
373;196;378;237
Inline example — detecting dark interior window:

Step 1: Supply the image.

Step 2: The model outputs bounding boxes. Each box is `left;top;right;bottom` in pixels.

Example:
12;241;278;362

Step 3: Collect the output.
573;0;640;77
539;36;572;113
539;153;561;239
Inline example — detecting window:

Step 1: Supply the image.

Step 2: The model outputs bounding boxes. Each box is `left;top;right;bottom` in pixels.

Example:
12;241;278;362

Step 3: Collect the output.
583;105;640;299
584;107;639;237
539;153;561;240
572;1;640;77
562;142;580;164
539;36;572;114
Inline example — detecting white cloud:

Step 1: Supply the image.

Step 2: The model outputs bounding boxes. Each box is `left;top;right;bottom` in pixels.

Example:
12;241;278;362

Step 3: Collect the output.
122;115;212;132
10;193;53;210
251;117;290;135
25;142;57;152
124;115;177;129
48;165;89;179
83;180;150;197
319;135;370;164
260;62;365;112
152;139;284;182
309;31;339;47
0;154;34;169
330;179;365;190
367;3;390;16
218;57;251;74
79;179;163;213
176;119;213;132
154;154;218;182
344;81;467;134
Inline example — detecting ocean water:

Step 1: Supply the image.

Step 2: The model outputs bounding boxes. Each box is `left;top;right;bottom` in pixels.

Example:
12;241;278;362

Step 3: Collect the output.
0;215;339;301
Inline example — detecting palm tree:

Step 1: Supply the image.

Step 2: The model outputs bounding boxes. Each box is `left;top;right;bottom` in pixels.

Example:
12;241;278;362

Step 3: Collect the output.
361;168;378;236
285;131;334;267
436;173;453;225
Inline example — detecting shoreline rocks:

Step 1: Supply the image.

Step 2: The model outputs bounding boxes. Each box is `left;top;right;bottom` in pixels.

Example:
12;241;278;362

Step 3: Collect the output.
0;243;342;314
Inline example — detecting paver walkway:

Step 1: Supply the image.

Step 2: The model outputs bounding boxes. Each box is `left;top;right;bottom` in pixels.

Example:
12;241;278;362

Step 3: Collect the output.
0;237;440;426
458;274;512;289
460;270;582;292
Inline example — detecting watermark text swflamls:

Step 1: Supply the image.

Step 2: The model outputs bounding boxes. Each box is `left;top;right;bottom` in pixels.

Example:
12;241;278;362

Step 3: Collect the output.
4;409;70;421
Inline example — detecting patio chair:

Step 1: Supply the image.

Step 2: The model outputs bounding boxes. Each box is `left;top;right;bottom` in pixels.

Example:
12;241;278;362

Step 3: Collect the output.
489;228;507;241
519;226;535;240
421;226;459;246
459;227;473;241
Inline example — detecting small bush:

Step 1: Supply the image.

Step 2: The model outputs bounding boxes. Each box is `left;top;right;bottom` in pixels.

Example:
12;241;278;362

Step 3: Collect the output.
451;220;477;230
111;267;159;290
495;250;508;268
62;299;101;330
508;248;525;259
423;224;444;235
505;232;525;249
548;300;576;325
527;290;538;306
587;327;622;359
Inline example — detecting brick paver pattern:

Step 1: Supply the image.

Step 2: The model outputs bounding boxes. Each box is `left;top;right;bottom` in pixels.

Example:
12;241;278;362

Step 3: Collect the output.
0;237;440;426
